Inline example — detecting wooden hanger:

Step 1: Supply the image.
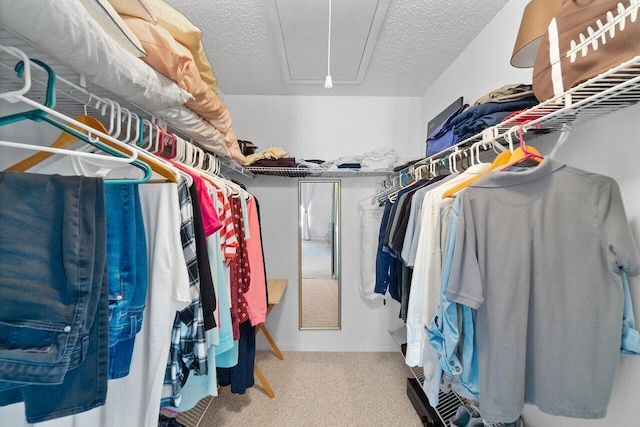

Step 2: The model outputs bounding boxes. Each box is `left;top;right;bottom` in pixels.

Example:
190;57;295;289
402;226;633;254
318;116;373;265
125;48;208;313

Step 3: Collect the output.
6;115;102;172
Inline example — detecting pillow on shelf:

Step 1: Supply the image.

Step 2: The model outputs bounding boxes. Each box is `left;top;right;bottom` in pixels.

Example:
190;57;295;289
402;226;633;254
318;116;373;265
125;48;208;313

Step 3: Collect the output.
0;0;190;110
122;15;246;164
155;106;231;158
147;0;219;94
107;0;156;23
78;0;147;57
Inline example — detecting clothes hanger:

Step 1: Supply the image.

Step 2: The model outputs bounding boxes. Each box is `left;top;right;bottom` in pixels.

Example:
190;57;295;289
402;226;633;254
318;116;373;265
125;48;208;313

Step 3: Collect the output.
132;114;142;146
183;138;193;164
155;130;196;185
169;143;236;196
88;114;179;183
0;50;151;184
448;151;460;174
152;123;166;156
441;142;511;199
140;119;154;150
548;124;572;158
385;164;429;203
438;157;448;176
180;137;191;164
2;57;178;183
469;141;487;166
173;134;186;162
387;171;411;203
413;163;430;180
166;131;177;159
190;147;249;198
459;147;470;171
119;107;133;144
204;153;217;174
6;90;127;172
5;114;112;172
499;123;543;171
429;157;436;178
214;155;222;176
5;111;180;183
127;112;182;183
194;146;207;170
95;97;121;138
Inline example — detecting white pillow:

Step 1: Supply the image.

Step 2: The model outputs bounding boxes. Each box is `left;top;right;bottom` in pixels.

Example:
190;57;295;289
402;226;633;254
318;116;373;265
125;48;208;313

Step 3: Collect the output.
78;0;147;57
155;106;231;158
108;0;156;23
0;0;190;110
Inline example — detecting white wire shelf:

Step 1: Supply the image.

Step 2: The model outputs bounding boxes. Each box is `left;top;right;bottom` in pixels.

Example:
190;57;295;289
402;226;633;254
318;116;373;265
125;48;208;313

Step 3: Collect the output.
246;166;392;178
393;54;640;182
229;53;640;182
0;26;256;179
389;326;469;426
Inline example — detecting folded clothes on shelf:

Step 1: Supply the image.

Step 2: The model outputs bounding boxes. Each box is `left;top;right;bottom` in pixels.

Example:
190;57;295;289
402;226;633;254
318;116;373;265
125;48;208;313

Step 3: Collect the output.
245;146;290;165
471;83;534;107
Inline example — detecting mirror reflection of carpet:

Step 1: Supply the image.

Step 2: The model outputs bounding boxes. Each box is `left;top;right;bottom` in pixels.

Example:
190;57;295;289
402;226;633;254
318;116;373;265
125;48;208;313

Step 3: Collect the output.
301;278;339;328
302;239;332;279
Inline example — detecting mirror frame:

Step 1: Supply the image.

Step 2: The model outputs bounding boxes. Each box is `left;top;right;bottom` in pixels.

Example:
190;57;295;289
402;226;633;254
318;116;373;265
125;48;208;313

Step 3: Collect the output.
298;179;341;330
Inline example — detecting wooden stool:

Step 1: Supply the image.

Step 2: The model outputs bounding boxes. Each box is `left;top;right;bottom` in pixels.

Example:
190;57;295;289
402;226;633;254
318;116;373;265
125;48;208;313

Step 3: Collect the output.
254;279;288;398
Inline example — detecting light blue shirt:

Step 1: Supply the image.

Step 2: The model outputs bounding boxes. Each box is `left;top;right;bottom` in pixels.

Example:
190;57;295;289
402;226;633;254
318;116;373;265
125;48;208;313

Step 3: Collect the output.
621;270;640;355
400;187;426;267
425;195;478;400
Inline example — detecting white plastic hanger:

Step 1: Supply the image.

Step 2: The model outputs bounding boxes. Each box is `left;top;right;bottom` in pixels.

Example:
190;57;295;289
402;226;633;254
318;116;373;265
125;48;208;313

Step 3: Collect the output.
119;107;133;144
448;150;460;174
0;45;140;167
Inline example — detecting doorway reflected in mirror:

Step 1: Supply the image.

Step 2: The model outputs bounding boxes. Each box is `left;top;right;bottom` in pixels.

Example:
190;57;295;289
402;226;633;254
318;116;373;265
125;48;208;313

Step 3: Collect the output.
298;180;341;329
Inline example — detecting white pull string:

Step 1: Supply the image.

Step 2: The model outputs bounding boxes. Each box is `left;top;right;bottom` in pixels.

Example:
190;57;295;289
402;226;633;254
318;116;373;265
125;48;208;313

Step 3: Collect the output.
324;0;333;88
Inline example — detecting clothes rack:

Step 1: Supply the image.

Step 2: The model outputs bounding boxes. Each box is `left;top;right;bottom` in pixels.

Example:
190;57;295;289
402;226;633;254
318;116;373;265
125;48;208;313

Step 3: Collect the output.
0;27;254;179
373;47;640;427
0;44;269;427
383;53;640;191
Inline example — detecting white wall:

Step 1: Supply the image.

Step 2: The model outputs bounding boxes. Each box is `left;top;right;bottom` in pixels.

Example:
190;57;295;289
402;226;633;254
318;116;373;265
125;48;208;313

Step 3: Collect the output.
227;95;423;160
225;95;422;351
420;0;531;142
245;176;406;351
421;0;640;425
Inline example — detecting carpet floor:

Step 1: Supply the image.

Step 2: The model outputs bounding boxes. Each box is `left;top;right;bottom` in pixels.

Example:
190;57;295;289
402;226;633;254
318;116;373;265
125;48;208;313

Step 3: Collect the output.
178;351;424;427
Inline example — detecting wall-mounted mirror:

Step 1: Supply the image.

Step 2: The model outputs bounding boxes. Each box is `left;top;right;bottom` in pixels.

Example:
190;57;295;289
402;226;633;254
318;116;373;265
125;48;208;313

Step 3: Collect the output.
298;180;341;330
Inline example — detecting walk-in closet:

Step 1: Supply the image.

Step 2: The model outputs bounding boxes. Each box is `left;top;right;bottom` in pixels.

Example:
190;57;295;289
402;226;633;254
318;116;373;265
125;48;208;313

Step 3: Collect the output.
1;0;640;426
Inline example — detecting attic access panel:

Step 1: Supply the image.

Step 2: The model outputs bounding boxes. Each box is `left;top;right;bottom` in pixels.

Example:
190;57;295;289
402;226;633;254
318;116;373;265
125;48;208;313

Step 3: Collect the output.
269;0;390;85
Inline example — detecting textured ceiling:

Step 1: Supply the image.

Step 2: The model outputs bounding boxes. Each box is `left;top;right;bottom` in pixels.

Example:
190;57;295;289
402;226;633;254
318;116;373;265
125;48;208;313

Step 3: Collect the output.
271;0;389;84
166;0;511;97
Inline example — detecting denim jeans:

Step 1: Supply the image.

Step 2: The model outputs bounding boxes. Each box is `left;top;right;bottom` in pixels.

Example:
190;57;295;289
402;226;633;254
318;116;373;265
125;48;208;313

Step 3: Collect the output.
9;267;109;423
375;201;400;300
104;184;148;378
0;172;108;422
0;172;105;384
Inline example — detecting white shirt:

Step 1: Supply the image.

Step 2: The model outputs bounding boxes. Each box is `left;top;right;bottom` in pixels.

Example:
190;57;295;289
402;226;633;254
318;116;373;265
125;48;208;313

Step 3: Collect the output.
405;163;490;373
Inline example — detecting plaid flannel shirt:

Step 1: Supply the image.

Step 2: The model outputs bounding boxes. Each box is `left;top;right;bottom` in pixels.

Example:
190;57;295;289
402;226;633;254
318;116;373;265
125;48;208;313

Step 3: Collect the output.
161;179;208;408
